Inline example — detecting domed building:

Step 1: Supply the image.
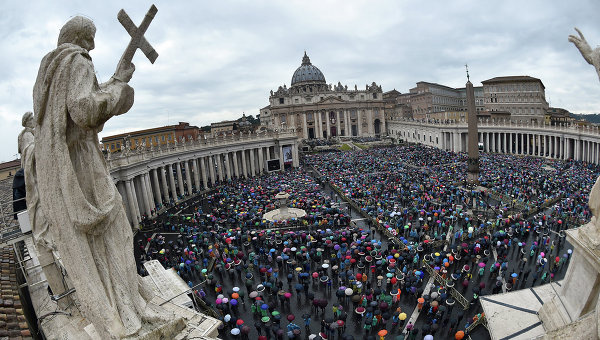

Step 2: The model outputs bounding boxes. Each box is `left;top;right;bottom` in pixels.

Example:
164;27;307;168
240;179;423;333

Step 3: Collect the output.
260;52;386;139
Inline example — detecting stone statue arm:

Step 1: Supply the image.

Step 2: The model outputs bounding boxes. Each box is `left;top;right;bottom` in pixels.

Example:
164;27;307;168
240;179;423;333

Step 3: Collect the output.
569;28;595;65
67;54;134;130
569;28;600;80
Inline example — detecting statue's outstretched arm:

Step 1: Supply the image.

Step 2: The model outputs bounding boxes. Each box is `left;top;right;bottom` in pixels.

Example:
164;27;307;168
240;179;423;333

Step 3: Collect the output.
569;28;594;65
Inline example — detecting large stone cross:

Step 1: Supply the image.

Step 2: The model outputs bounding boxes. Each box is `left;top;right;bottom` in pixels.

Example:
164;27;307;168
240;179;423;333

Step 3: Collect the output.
114;5;159;76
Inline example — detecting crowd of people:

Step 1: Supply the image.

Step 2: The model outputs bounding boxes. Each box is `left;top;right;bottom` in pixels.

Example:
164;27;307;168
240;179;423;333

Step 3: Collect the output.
134;144;599;339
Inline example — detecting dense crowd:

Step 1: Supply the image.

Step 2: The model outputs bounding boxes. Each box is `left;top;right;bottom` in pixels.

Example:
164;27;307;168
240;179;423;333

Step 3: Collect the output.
134;144;598;339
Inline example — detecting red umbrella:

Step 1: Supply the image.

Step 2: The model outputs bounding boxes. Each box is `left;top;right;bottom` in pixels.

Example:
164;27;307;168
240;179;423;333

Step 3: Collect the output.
287;314;295;321
236;319;244;326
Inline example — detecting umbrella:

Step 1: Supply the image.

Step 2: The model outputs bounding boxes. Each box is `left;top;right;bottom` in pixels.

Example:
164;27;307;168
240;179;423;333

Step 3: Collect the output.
224;314;231;322
377;329;388;337
424;335;433;340
455;330;465;339
336;320;345;327
236;319;244;326
261;303;269;310
261;316;270;323
345;288;353;296
399;312;407;320
231;328;240;335
241;325;250;334
249;291;258;298
287;314;295;321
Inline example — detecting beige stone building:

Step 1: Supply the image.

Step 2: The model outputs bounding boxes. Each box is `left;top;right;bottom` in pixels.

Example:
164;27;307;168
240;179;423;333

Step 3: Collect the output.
482;76;549;124
0;160;20;180
396;81;485;120
260;52;386;139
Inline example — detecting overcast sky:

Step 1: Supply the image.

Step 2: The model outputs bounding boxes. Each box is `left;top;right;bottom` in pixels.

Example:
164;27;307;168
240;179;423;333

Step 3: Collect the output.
1;0;600;162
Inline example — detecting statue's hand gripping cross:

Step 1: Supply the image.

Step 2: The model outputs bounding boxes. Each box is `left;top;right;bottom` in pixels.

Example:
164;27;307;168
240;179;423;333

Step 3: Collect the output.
114;5;159;80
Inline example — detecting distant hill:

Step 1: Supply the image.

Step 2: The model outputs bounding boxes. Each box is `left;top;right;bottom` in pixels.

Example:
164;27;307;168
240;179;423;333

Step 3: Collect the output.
571;113;600;124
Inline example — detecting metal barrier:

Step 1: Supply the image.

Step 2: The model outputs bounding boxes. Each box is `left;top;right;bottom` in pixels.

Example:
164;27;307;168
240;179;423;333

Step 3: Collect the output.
422;258;469;310
466;314;488;333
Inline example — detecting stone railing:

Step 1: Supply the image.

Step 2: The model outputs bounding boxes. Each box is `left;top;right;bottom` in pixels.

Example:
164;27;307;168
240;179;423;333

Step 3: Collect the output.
105;129;298;169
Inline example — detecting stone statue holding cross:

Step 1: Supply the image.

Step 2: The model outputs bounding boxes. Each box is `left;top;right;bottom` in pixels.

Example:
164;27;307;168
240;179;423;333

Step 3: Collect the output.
30;6;180;339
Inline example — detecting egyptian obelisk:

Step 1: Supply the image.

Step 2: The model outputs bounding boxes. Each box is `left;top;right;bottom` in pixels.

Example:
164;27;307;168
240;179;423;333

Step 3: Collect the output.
466;65;479;184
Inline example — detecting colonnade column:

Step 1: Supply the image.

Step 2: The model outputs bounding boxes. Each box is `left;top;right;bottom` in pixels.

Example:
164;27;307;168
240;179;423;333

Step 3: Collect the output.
200;157;208;189
151;169;161;207
232;151;239;178
192;159;200;192
208;156;216;185
160;166;169;203
143;173;154;213
258;147;264;174
326;113;331;138
224;153;231;181
241;150;248;178
167;164;177;201
137;175;150;217
125;179;140;227
184;160;193;195
486;132;490;152
509;133;513;154
216;154;224;182
176;161;185;197
131;177;143;221
249;149;256;176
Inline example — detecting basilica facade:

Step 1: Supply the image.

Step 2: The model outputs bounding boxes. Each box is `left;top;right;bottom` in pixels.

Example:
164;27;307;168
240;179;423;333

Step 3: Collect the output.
260;52;386;139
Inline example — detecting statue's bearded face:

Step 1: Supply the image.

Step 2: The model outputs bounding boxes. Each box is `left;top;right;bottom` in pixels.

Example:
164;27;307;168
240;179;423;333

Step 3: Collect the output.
80;31;95;51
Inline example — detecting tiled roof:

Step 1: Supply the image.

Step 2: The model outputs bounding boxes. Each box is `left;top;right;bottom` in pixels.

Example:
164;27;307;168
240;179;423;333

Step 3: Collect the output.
0;247;32;338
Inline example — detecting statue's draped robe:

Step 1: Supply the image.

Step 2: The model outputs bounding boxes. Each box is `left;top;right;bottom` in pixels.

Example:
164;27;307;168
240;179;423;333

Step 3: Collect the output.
33;43;145;338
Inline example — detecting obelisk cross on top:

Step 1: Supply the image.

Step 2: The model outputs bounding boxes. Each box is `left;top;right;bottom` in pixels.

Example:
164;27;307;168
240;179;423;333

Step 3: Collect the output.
114;5;159;79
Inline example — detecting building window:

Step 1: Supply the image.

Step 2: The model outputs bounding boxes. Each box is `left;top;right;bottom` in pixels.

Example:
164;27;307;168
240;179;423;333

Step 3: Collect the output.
295;98;299;103
116;142;120;149
279;98;284;104
111;144;115;150
162;135;165;142
307;113;313;121
373;93;377;99
155;136;158;143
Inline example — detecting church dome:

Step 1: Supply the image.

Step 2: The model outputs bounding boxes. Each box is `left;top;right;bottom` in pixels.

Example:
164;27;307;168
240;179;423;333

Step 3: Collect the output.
291;52;326;86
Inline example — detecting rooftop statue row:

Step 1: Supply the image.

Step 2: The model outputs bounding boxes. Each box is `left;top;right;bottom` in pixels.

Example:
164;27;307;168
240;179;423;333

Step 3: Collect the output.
271;81;382;97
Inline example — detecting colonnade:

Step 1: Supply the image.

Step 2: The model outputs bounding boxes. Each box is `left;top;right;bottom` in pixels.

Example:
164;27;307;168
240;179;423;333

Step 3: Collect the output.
388;120;600;165
113;142;300;228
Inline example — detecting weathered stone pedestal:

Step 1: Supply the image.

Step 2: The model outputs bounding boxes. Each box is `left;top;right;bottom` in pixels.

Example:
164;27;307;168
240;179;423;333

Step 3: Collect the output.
537;224;600;339
24;238;221;340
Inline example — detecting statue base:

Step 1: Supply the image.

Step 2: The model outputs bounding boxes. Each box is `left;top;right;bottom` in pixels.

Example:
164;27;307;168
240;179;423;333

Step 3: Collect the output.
537;223;600;338
24;237;221;340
